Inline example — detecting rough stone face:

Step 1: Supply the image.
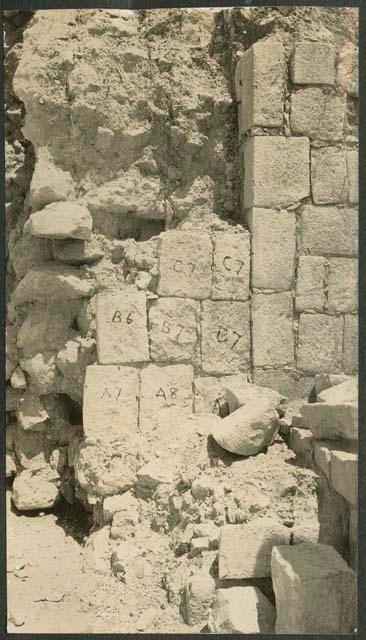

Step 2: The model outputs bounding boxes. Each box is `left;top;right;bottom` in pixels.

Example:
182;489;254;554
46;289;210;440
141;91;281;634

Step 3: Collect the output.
212;232;250;301
347;150;358;204
297;314;343;373
139;363;193;432
311;147;348;204
29;147;77;210
201;300;250;375
318;376;357;404
238;39;285;131
53;236;104;265
75;440;137;499
244;136;310;208
193;376;225;415
299;205;358;256
82;527;111;575
16;393;48;431
12;467;59;511
223;373;268;412
182;572;215;626
252;293;294;367
248;208;296;291
212;586;275;634
96;290;149;364
101;491;139;524
25;202;93;240
338;41;358;96
330;450;357;505
157;231;212;299
290;89;345;140
109;493;140;537
272;543;356;634
211;389;279;456
252;369;314;400
83;365;139;441
327;258;358;313
301;402;357;440
13;266;95;305
315;373;351;396
295;256;326;312
343;315;358;374
148;297;199;363
289;427;313;465
218;518;290;579
291;42;336;85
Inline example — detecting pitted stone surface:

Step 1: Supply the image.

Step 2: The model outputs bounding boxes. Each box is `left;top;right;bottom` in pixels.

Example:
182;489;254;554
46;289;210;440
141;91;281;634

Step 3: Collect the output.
157;231;212;299
148;297;199;363
291;42;336;85
311;147;348;204
212;232;250;301
290;88;345;141
297;313;343;373
252;293;294;367
295;256;326;312
327;258;358;314
201;300;250;375
299;205;358;256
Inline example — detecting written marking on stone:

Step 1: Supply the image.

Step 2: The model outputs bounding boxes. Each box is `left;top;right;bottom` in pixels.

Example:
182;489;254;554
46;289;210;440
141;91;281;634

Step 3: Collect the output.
222;255;245;275
101;386;122;402
216;325;243;349
111;310;133;324
173;259;196;274
162;319;186;342
156;387;178;402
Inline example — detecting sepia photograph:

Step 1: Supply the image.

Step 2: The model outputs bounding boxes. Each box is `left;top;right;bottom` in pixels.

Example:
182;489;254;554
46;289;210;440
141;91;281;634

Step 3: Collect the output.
4;3;359;634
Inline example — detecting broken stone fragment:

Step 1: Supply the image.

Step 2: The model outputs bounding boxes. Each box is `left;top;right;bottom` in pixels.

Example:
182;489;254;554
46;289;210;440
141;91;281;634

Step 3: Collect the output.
212;586;275;634
13;266;95;305
300;402;357;440
28;147;77;210
6;453;16;478
110;541;138;578
110;499;140;539
20;353;58;396
314;373;351;397
10;366;27;389
272;543;356;633
223;378;282;414
101;491;139;525
182;571;215;626
53;236;104;265
330;449;357;506
288;428;314;466
25;201;93;240
16;393;48;431
135;460;174;489
317;376;357;404
12;467;59;511
75;440;136;499
82;526;111;575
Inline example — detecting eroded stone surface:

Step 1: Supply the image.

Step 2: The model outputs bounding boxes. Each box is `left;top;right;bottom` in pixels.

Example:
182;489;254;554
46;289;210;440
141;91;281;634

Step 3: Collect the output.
212;586;275;634
212;232;250;301
291;42;336;85
252;293;294;367
297;314;343;373
157;232;212;299
201;300;250;375
148;297;199;363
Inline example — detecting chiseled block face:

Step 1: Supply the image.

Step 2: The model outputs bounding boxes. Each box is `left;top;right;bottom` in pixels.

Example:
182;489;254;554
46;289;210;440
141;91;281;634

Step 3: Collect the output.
201;300;250;375
297;313;343;373
139;363;194;432
252;293;294;368
157;231;213;299
212;232;250;301
148;297;199;363
291;42;336;85
83;365;139;441
96;290;149;364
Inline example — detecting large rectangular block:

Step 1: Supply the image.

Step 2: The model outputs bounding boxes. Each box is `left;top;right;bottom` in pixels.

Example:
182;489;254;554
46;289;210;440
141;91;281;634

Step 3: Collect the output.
272;543;356;634
252;368;314;400
148;297;199;363
237;39;285;131
311;147;348;204
248;208;296;291
139;363;193;432
219;519;290;579
290;88;345;141
96;290;149;364
330;450;357;506
297;313;343;373
201;300;250;375
291;42;336;85
157;231;212;299
295;256;327;312
252;293;294;367
327;258;358;314
83;365;139;441
301;402;357;441
343;314;358;374
212;232;250;301
347;150;358;205
244;137;310;208
299;205;358;256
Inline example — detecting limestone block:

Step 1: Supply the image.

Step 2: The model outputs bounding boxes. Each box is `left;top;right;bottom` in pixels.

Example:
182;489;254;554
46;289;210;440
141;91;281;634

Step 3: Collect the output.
223;374;272;412
201;300;250;375
343;315;358;374
13;266;95;306
290;88;345;141
212;232;250;301
327;258;358;313
291;519;320;545
212;586;275;634
338;42;358;97
318;376;357;404
297;313;343;373
314;441;332;478
330;450;357;505
157;231;212;299
102;491;139;524
219;518;290;579
139;363;193;432
295;256;326;312
252;293;294;367
248;208;296;291
75;440;137;498
136;460;174;489
238;39;285;131
315;372;350;396
252;369;314;400
347;150;358;204
53;236;104;265
244;136;310;208
193;376;224;415
96;290;149;364
272;543;356;633
291;42;336;85
25;202;92;240
301;402;357;440
29;147;77;210
16;393;48;431
148;297;199;363
182;572;215;626
12;467;59;511
83;365;139;441
109;493;140;537
311;147;348;204
299;205;358;256
289;427;314;465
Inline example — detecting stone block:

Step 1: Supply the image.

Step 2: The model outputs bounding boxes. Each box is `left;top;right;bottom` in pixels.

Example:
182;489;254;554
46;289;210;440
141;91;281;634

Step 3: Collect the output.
299;205;358;256
25;201;92;241
16;393;48;431
157;231;212;299
193;376;225;415
315;372;350;396
252;293;294;367
96;290;149;364
272;543;356;633
29;148;77;210
244;136;310;209
289;427;314;465
347;150;358;204
182;572;215;626
212;586;275;634
201;300;250;375
252;369;314;400
295;256;327;312
248;208;296;291
102;491;139;525
314;441;332;478
238;39;285;131
297;313;343;373
12;467;60;511
318;376;357;404
330;450;357;505
219;518;290;579
53;236;104;265
83;364;139;441
291;42;336;85
327;258;358;314
338;42;358;97
290;88;345;141
301;402;357;441
311;147;348;204
212;232;250;301
148;297;199;363
13;266;95;305
343;315;358;374
139;363;193;432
